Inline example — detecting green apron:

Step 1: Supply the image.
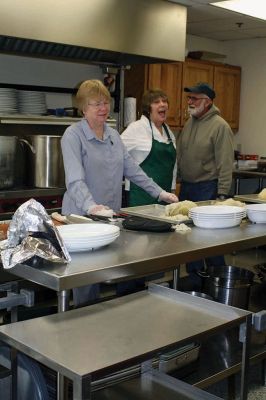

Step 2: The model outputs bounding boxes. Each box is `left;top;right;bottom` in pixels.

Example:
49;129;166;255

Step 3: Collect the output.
129;123;176;206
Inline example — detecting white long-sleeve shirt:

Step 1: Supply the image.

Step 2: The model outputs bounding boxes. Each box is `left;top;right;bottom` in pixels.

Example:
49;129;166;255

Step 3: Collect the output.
121;115;177;190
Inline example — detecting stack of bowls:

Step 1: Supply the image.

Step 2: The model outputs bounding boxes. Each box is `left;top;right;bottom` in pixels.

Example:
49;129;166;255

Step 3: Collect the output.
189;205;246;229
57;223;120;252
246;204;266;223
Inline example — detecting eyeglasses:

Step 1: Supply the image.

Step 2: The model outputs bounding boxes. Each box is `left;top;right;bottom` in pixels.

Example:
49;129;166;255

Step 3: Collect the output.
187;96;207;102
87;101;110;109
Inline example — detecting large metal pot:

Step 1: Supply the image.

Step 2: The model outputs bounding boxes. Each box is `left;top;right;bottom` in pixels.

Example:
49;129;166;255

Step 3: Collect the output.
22;135;65;188
198;265;254;309
0;136;17;189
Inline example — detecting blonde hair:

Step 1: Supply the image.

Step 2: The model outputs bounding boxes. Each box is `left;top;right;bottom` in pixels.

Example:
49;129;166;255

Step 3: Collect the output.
76;79;111;113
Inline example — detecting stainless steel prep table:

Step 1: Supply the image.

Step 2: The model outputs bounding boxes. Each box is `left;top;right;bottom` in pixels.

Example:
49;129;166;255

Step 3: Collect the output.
7;221;266;311
233;169;266;195
0;285;252;400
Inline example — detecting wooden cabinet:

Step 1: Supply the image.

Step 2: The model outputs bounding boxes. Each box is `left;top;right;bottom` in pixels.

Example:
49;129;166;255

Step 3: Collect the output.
147;63;182;128
181;60;214;126
124;59;241;131
214;65;241;130
124;63;182;128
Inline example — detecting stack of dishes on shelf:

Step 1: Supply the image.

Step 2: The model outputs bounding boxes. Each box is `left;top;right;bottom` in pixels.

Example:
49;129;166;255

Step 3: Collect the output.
0;88;18;114
246;204;266;223
57;223;120;252
189;205;246;229
17;90;47;115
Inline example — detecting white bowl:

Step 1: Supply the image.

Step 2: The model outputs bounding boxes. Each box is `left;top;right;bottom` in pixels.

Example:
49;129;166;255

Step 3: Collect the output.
189;205;245;216
246;204;266;223
191;216;243;229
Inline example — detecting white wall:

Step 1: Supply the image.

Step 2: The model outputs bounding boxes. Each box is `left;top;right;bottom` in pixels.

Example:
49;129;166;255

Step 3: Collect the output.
225;38;266;156
186;34;266;157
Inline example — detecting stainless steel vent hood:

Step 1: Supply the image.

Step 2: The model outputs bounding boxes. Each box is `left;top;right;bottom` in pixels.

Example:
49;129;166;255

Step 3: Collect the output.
0;0;187;65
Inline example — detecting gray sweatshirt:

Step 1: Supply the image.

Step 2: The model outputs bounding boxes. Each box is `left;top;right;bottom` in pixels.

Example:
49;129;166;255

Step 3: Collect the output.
176;105;234;195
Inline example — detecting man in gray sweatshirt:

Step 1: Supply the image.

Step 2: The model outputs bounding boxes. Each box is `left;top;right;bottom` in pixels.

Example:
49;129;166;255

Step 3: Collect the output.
176;82;234;289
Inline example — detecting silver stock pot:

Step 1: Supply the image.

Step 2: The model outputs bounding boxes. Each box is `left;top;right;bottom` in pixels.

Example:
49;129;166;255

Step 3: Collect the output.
0;136;17;189
21;135;65;188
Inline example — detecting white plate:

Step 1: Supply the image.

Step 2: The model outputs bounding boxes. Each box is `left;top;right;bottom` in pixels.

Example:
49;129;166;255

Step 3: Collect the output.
63;234;119;252
189;211;245;217
57;223;120;239
62;232;120;245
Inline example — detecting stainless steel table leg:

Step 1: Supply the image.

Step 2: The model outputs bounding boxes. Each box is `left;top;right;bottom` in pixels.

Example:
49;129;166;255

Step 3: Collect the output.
10;347;17;400
57;289;70;313
235;177;240;195
173;266;180;290
73;375;91;400
57;290;70;400
240;314;252;400
259;177;263;191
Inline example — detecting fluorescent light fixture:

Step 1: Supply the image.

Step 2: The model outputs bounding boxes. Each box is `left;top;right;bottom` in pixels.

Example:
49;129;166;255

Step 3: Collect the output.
211;0;266;21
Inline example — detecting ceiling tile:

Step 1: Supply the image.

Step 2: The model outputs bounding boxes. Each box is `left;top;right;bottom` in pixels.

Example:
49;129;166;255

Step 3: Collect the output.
204;30;254;41
165;0;266;40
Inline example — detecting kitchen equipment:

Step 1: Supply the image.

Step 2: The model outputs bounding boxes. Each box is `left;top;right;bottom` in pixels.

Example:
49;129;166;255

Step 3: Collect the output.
246;203;266;223
189;205;246;229
158;343;200;374
0;136;18;189
22;135;64;188
198;265;254;309
255;264;266;283
257;157;266;172
52;212;93;224
185;291;214;301
234;194;266;204
120;204;192;224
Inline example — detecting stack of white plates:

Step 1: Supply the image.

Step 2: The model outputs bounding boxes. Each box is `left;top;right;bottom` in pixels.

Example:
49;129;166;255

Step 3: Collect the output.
57;223;120;252
189;205;246;229
0;88;18;114
17;90;47;115
246;204;266;223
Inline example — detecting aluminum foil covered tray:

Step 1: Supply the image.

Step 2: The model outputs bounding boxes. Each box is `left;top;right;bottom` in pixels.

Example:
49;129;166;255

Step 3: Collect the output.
0;198;71;269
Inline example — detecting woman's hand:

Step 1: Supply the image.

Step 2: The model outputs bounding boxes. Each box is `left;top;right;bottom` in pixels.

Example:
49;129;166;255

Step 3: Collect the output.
87;205;114;217
159;190;179;204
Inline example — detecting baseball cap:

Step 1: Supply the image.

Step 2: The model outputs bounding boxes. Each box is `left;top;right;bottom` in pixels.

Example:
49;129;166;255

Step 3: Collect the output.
184;82;215;100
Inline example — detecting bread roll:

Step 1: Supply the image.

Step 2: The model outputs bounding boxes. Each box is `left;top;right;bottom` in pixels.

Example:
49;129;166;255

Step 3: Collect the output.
258;188;266;200
165;200;197;216
215;198;245;207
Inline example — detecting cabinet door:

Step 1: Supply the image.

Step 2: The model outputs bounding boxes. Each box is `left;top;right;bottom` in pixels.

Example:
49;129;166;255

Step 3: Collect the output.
147;63;182;129
124;64;148;120
214;65;241;130
181;60;214;125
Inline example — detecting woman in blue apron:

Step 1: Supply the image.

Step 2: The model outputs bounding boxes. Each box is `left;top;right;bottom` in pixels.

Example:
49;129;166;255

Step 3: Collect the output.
120;89;177;293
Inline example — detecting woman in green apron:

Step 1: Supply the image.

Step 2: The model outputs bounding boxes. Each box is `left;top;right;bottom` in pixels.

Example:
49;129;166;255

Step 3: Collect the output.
121;89;177;206
119;89;177;294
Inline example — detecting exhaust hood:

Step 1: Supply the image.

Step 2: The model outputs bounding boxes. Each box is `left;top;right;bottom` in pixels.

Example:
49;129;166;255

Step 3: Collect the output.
0;0;187;65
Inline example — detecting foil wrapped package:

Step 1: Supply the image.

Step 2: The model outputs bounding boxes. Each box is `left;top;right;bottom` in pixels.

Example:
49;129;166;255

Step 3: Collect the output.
0;198;71;269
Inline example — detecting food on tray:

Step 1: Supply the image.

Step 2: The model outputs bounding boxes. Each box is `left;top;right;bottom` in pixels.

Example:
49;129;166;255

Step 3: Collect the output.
174;223;191;232
165;200;197;216
215;198;245;207
258;188;266;200
164;214;189;222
